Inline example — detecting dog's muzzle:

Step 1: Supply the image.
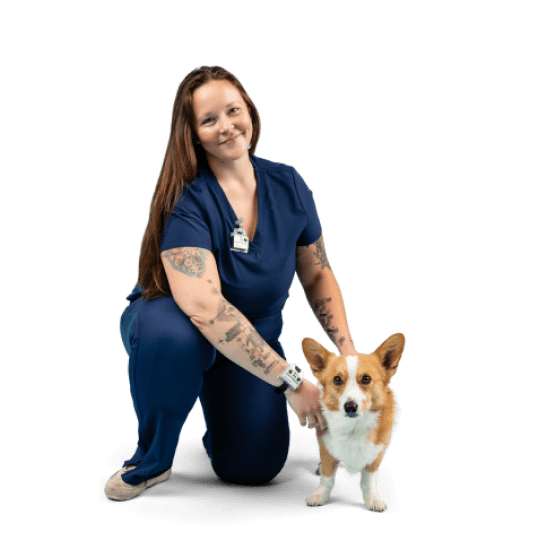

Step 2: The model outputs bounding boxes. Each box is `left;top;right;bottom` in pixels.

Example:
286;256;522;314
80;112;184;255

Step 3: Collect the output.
344;401;359;418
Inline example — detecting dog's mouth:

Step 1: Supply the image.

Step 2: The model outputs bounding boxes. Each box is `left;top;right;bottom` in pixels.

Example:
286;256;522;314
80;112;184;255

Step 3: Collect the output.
345;411;359;418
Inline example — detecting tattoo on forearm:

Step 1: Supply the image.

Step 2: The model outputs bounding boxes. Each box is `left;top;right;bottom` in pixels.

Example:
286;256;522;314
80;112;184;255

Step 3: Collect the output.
163;249;281;375
209;299;238;326
162;247;209;278
312;297;339;341
312;236;331;270
210;298;282;375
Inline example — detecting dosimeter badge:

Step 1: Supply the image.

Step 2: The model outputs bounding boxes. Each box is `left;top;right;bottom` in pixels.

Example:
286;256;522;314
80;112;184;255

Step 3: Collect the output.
230;218;250;253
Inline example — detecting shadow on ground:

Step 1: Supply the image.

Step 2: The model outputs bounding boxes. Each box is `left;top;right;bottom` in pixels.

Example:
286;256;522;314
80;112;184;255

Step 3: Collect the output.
99;432;399;524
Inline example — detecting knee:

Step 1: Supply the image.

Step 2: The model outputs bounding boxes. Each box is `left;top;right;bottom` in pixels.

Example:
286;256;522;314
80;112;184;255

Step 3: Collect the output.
210;442;289;486
141;296;215;359
212;462;285;486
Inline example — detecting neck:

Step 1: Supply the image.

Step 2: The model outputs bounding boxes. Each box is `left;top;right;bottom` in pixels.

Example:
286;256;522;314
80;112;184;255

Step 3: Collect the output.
205;152;254;186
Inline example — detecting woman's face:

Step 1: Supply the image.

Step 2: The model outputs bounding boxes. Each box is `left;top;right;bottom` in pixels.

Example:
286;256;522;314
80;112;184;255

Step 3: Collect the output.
192;79;253;164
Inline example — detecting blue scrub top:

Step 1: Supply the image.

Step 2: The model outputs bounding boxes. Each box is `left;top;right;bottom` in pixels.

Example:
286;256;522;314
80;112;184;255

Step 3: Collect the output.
128;155;322;325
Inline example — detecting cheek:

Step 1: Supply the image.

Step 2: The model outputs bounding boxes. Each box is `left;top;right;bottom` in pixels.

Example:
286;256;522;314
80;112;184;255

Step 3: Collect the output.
324;386;343;412
369;389;385;410
242;112;253;131
361;393;373;413
356;382;385;412
198;127;216;144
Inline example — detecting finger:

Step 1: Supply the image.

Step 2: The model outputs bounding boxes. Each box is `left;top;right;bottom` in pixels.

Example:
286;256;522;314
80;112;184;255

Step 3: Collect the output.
299;415;307;427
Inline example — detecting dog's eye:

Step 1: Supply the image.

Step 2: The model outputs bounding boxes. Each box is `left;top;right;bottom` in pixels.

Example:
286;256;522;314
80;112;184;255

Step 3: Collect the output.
361;375;371;384
333;376;343;386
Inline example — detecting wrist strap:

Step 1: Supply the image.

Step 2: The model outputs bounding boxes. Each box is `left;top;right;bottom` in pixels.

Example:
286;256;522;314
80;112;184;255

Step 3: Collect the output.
274;381;290;394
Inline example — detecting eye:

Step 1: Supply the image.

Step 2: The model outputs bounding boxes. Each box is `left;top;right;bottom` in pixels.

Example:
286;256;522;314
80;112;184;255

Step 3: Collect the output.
202;117;214;125
361;375;371;384
229;107;239;114
333;376;343;386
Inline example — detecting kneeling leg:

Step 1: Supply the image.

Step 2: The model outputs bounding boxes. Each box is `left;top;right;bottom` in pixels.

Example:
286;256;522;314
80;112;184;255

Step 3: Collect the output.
120;295;216;486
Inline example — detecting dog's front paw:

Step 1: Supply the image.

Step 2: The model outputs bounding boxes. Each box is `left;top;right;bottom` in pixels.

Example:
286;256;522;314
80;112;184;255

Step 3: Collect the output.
306;487;330;507
364;493;387;512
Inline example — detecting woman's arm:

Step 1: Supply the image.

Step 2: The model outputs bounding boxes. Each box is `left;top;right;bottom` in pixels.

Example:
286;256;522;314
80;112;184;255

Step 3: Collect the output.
161;246;327;430
296;235;356;355
162;246;287;385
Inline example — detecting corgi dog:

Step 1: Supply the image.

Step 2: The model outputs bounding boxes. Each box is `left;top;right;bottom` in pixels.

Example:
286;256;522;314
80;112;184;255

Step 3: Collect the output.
302;333;405;511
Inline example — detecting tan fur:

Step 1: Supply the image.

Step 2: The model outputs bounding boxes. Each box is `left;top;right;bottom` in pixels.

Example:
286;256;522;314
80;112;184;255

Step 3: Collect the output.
302;333;405;510
317;435;339;477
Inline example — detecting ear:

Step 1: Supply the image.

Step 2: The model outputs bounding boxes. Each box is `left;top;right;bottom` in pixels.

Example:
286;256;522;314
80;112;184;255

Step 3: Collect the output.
372;333;405;381
301;338;334;379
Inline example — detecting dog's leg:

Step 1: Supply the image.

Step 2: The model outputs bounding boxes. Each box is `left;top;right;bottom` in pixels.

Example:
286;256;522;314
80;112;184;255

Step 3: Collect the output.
361;451;387;512
307;439;339;506
307;465;338;506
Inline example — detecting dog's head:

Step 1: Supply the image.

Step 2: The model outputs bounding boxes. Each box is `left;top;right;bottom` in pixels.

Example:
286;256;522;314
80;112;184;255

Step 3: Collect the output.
302;334;405;418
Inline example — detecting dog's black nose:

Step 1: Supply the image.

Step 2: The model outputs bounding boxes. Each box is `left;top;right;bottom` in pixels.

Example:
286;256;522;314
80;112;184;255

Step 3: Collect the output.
344;402;358;417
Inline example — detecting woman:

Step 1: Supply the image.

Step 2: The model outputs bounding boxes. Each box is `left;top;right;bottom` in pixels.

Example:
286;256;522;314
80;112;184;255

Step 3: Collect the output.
105;66;356;500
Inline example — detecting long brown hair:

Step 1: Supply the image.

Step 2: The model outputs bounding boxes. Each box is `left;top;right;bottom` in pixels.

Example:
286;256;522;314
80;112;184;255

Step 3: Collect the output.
136;66;261;301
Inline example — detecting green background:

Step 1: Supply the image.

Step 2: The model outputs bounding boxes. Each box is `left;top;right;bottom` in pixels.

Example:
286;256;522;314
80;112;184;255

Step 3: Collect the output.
0;0;559;548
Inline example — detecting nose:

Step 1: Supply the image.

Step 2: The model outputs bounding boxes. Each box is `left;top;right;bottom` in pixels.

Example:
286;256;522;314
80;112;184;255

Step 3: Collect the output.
218;114;234;135
344;401;358;417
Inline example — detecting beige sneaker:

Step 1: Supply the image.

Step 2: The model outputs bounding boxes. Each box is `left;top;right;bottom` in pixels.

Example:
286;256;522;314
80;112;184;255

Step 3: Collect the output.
104;464;171;501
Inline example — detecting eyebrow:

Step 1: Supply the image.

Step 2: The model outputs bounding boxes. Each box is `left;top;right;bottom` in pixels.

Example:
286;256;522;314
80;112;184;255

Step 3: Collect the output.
198;102;241;121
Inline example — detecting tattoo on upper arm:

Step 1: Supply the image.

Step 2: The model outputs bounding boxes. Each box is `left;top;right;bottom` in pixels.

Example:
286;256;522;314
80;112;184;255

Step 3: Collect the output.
312;236;330;270
209;298;281;375
162;247;210;278
313;235;332;269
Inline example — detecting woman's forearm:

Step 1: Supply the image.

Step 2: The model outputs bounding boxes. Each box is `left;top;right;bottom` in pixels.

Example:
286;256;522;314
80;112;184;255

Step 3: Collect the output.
303;270;356;355
189;294;290;386
162;246;290;387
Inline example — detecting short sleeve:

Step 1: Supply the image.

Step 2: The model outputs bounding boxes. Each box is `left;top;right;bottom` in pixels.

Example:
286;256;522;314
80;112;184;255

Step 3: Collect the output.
159;190;213;253
293;168;322;246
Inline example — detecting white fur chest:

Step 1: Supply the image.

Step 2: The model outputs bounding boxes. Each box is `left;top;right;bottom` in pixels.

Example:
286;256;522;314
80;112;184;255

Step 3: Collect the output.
322;409;384;474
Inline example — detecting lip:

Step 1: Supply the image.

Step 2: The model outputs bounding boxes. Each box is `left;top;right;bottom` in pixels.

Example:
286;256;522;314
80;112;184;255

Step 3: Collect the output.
220;134;240;145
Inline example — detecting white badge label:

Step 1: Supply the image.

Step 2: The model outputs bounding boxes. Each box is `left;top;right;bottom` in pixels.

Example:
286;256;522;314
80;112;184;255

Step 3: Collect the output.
230;218;250;253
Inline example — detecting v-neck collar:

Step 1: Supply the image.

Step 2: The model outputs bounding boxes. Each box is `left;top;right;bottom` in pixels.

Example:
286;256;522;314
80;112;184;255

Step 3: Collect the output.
205;155;263;248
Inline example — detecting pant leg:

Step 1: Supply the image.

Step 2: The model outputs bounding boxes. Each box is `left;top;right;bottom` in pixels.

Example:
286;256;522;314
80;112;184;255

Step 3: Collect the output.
199;337;290;486
119;294;216;486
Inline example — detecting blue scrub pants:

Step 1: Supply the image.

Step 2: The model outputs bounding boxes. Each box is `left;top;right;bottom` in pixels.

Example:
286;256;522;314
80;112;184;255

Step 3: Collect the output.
118;290;290;486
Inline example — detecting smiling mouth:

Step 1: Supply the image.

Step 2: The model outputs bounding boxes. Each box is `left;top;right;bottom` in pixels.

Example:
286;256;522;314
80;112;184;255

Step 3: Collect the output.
220;134;239;145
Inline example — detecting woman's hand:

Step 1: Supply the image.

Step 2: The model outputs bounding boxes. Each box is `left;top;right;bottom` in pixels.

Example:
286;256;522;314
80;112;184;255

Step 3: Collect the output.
285;379;327;431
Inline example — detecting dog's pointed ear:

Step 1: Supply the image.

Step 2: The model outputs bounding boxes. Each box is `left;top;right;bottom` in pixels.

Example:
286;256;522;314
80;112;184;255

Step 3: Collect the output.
372;333;405;381
302;338;333;378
